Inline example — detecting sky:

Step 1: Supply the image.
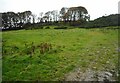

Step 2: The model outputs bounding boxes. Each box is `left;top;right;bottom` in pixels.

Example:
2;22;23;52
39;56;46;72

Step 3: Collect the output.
118;1;120;14
0;0;119;20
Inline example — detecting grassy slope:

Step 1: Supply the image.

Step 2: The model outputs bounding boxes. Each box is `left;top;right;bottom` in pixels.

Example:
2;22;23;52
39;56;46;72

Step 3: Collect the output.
2;27;118;81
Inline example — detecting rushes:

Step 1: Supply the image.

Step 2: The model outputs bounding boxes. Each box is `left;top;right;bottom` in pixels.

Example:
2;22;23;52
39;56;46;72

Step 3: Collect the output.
37;42;52;54
23;42;53;57
3;41;62;57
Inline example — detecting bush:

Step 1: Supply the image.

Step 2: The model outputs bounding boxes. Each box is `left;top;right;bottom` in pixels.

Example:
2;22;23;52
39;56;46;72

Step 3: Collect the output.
45;26;50;29
54;26;68;29
39;26;44;29
33;26;44;29
25;25;44;30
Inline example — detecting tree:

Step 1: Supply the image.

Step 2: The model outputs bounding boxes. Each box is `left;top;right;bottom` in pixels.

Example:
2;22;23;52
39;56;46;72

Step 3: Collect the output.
2;11;33;30
31;14;36;23
51;10;59;22
39;12;44;23
44;11;51;22
77;6;88;21
18;12;24;23
67;6;89;22
60;7;68;21
2;13;8;29
0;13;2;28
22;11;32;23
84;14;90;21
43;16;48;23
68;7;75;21
6;12;16;28
12;13;19;28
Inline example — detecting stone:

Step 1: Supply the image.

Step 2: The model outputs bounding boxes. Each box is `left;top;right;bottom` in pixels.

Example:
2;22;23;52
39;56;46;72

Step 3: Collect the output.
105;72;112;77
93;67;97;70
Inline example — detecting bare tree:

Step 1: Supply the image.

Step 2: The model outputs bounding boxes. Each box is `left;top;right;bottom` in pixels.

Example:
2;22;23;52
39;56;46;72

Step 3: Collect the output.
44;11;51;22
39;12;44;23
51;10;59;22
31;14;36;23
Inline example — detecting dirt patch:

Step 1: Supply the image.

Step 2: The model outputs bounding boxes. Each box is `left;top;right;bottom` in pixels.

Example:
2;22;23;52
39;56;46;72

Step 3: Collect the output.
63;68;118;81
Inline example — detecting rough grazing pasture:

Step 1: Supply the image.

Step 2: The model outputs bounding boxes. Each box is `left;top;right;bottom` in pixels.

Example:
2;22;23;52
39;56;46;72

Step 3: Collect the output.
2;26;118;81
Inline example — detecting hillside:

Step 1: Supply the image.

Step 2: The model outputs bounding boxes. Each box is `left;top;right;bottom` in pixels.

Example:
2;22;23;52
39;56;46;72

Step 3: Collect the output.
82;14;119;28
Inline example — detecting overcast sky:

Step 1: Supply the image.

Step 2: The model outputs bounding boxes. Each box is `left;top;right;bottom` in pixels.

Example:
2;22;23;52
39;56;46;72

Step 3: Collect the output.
0;0;119;20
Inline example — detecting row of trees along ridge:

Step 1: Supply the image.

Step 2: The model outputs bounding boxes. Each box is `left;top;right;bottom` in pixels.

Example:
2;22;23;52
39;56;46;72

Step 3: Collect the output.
1;6;90;30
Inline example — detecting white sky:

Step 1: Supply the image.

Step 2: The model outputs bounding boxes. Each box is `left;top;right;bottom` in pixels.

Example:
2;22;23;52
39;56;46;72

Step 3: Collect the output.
0;0;119;20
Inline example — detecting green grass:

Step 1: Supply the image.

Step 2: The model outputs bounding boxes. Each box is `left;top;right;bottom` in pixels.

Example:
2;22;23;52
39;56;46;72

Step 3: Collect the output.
2;26;118;81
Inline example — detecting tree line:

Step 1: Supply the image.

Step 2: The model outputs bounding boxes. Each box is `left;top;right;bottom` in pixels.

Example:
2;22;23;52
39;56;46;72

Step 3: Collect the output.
1;11;32;29
1;6;90;30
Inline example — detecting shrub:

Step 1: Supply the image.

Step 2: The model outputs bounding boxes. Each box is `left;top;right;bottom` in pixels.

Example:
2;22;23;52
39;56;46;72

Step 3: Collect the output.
25;26;44;30
54;26;68;29
33;26;44;29
45;26;50;29
39;26;44;29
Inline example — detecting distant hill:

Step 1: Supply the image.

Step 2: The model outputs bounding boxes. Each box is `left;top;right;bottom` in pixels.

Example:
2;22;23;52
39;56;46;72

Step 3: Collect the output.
82;14;119;28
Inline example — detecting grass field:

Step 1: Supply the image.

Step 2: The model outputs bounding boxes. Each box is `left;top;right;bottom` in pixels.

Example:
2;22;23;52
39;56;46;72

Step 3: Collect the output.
2;26;118;81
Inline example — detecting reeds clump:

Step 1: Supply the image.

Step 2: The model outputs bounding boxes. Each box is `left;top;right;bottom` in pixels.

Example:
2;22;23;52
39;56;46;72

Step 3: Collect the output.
37;42;52;54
